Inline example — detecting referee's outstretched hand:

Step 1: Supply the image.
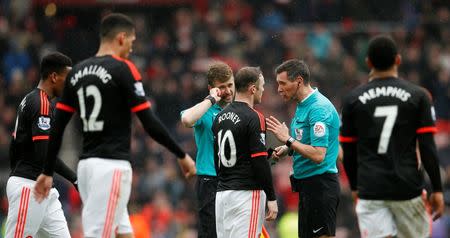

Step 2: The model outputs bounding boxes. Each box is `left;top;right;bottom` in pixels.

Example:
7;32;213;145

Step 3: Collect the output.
266;116;290;143
33;174;53;203
429;192;445;221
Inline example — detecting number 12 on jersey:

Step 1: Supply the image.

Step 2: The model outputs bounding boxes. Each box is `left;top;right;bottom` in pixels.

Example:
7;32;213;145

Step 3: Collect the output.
217;129;237;167
374;105;398;154
77;85;104;132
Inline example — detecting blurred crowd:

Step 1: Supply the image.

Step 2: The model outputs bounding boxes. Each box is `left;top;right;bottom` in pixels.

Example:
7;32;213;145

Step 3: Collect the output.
0;0;449;237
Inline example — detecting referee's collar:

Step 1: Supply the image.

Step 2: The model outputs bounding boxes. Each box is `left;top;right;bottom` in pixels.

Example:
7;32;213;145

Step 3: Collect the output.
299;88;318;105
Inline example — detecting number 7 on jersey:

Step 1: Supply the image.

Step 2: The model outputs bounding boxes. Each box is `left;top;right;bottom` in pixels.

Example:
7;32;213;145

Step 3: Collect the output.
374;105;398;154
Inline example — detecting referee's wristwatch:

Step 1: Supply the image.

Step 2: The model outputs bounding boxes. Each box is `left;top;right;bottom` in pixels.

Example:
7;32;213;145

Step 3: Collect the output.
285;137;295;148
205;95;216;105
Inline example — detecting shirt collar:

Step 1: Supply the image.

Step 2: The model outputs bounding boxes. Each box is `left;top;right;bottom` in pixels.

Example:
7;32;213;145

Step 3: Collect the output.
300;88;318;105
212;103;222;111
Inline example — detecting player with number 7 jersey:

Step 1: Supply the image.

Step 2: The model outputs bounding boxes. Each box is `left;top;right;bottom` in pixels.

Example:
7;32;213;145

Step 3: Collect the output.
340;35;443;238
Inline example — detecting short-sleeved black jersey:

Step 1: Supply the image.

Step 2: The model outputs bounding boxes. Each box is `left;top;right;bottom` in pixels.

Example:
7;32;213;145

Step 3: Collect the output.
10;89;52;180
340;77;436;199
212;101;268;191
56;55;150;160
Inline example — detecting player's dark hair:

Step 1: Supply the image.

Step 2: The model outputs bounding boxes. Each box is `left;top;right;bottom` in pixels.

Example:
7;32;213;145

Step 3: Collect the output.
40;52;72;80
100;13;135;41
235;67;262;92
275;59;310;84
207;62;233;86
367;35;398;71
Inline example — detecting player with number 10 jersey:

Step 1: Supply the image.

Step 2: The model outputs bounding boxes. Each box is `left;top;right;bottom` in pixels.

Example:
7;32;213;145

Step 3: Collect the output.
212;67;277;238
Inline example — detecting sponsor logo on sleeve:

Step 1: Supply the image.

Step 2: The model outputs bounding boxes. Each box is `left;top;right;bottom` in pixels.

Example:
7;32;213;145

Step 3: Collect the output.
431;106;436;122
37;116;51;130
313;122;326;137
134;82;145;96
260;133;266;145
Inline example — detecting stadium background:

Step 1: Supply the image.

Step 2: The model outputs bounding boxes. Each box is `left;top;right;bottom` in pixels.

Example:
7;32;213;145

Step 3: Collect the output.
0;0;449;237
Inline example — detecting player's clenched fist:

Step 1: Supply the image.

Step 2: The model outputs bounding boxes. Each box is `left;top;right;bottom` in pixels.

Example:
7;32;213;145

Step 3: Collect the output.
33;174;53;203
177;154;196;179
209;87;222;102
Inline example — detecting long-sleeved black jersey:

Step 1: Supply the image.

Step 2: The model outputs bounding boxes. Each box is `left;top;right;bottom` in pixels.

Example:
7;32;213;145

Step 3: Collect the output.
10;88;76;182
340;77;442;200
43;55;185;175
213;101;276;201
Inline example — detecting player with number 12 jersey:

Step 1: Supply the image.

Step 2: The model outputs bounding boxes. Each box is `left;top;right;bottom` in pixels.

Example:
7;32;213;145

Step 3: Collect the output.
35;14;195;238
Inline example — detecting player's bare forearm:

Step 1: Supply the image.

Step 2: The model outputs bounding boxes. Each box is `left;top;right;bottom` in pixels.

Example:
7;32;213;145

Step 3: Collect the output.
266;115;326;163
181;100;213;127
181;87;221;127
290;141;327;164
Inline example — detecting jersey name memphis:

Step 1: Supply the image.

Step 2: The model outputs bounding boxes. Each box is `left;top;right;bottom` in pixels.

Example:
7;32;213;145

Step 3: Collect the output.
70;65;112;86
358;86;411;104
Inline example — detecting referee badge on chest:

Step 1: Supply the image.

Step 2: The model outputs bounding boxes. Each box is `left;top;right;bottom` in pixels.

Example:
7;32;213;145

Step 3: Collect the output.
38;116;51;130
295;128;303;141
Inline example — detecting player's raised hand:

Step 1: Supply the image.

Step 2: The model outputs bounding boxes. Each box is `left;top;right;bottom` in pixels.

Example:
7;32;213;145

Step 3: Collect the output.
209;87;222;102
266;116;290;143
33;174;53;203
178;154;196;179
429;192;444;221
266;200;278;221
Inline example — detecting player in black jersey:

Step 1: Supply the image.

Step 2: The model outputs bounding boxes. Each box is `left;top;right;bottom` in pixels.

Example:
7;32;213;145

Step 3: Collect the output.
340;35;444;238
212;67;277;238
33;13;196;238
5;52;76;237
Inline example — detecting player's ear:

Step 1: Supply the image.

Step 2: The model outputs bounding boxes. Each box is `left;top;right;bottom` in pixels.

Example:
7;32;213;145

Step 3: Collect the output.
250;84;256;94
365;57;373;69
117;32;125;45
395;54;402;66
296;76;303;85
50;72;58;84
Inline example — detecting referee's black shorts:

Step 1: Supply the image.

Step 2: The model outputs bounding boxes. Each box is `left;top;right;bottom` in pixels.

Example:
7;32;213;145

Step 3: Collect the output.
294;173;340;238
196;175;218;238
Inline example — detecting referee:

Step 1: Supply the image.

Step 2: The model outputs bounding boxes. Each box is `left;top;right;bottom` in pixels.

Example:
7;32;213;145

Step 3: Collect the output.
267;59;340;238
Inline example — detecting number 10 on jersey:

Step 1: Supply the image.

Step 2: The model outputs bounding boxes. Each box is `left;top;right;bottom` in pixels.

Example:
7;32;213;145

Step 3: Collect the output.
217;129;237;167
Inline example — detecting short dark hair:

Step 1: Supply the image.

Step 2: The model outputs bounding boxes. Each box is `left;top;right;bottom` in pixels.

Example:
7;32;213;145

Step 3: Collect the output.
207;62;233;86
100;13;135;40
275;59;310;84
40;52;72;79
367;35;398;71
235;67;262;92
